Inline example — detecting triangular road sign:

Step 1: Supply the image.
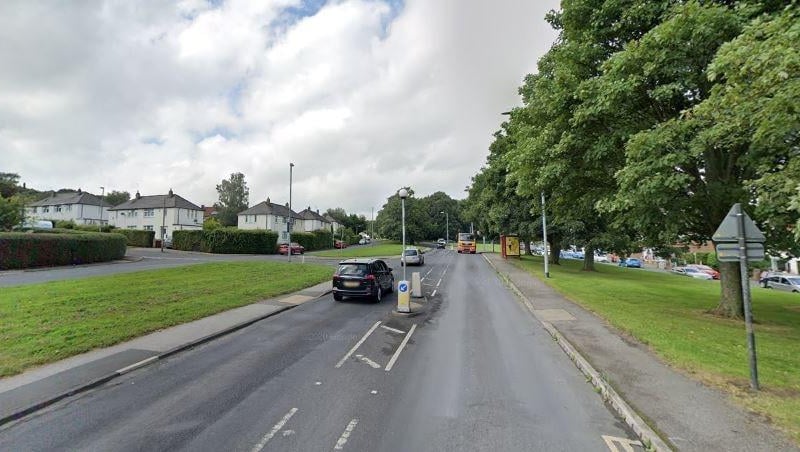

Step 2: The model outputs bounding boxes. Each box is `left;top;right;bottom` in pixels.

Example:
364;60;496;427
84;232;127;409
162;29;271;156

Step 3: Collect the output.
712;204;766;243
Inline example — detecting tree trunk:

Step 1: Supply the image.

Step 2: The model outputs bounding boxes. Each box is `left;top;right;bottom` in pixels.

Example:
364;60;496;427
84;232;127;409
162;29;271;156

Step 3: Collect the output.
522;238;532;255
712;261;744;319
549;237;561;265
583;247;595;271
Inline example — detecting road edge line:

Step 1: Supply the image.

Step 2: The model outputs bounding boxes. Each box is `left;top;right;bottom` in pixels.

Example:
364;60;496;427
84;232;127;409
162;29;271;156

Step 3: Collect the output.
481;253;673;452
0;286;334;427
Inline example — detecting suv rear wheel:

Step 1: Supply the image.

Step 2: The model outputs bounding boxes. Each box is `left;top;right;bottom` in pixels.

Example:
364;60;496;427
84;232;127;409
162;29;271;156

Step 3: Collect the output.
373;285;382;303
333;293;343;301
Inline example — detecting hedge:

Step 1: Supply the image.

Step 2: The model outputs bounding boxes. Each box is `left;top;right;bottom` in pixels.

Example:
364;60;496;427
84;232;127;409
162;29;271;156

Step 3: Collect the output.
292;229;334;251
116;229;156;247
0;232;127;270
172;230;204;251
201;229;278;254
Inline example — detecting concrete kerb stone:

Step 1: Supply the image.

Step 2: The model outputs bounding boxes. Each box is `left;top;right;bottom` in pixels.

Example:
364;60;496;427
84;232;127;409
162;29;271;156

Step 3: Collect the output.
0;285;333;427
482;253;672;452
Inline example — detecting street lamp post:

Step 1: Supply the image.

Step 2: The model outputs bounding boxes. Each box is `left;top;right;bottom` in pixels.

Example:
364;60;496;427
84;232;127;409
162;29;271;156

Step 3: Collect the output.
440;211;448;250
397;188;410;313
99;186;105;232
288;163;294;263
541;192;550;278
399;189;408;281
161;195;166;253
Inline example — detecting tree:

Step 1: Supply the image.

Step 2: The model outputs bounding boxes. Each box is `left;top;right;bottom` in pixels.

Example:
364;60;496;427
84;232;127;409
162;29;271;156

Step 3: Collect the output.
0;173;21;199
0;196;24;230
375;188;427;243
214;173;249;227
104;190;130;207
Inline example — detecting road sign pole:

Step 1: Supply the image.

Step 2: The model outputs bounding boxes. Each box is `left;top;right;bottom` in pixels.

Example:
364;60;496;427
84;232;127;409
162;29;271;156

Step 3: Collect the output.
735;203;759;390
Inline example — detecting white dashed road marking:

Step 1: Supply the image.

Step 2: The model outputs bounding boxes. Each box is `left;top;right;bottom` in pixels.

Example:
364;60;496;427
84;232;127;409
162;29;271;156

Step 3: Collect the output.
251;408;298;452
333;418;359;450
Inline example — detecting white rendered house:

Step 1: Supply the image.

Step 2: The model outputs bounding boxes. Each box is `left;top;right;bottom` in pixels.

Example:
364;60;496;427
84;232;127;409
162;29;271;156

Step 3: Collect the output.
237;198;304;243
108;189;203;241
26;189;109;225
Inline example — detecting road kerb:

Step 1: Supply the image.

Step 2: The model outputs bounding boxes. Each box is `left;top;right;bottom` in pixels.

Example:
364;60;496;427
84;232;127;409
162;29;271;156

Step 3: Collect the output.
482;253;673;452
0;286;333;427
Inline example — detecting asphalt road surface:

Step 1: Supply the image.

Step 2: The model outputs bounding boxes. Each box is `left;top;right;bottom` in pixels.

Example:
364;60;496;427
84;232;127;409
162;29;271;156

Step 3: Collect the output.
0;249;641;451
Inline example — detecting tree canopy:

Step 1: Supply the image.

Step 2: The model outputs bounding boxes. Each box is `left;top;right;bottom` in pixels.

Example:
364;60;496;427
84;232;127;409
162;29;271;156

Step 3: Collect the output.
214;172;249;227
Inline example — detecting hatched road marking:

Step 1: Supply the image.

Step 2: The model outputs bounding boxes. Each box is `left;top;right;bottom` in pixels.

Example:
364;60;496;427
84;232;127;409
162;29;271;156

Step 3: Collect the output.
251;408;298;452
333;418;359;450
336;322;381;368
380;325;406;334
385;324;417;372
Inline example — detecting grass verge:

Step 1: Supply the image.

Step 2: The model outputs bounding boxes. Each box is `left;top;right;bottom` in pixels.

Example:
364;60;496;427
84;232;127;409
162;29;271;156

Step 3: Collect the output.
0;262;332;377
311;241;412;258
510;255;800;444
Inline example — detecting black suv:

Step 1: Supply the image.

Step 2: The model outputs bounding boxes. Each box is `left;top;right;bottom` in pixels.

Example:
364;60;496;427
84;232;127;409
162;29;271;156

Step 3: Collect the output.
332;258;394;302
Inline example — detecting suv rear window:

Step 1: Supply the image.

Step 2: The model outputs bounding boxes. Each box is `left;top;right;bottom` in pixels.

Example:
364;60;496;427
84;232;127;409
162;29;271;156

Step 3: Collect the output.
337;263;369;276
403;249;418;256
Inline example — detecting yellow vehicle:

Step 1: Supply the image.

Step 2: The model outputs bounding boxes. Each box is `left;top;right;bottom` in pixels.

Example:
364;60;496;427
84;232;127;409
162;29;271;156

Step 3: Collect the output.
457;232;476;254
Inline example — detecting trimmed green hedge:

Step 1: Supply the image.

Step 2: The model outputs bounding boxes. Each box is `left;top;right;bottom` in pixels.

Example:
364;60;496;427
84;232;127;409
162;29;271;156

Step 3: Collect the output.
201;229;278;254
0;232;127;270
292;229;334;251
173;230;204;251
116;229;155;247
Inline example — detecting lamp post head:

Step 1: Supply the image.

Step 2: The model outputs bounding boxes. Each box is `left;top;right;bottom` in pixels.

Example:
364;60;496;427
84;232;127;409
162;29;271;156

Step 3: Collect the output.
398;188;409;199
290;162;294;168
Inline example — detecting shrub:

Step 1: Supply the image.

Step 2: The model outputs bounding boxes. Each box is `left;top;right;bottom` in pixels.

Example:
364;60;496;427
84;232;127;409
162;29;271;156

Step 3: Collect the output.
173;230;204;251
74;224;115;233
55;220;76;229
0;232;127;270
115;229;155;247
201;229;278;254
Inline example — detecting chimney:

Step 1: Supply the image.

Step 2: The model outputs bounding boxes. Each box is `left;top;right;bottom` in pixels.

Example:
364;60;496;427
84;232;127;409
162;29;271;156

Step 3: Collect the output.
285;202;289;208
168;188;174;197
266;197;270;204
135;190;141;199
77;188;82;194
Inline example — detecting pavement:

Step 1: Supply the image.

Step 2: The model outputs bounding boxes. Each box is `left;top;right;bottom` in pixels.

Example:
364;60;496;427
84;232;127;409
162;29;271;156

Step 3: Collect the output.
483;252;799;452
0;280;333;426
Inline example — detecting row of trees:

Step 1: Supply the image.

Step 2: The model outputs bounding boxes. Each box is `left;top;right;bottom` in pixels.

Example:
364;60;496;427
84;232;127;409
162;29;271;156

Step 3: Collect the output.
375;189;466;243
463;1;799;318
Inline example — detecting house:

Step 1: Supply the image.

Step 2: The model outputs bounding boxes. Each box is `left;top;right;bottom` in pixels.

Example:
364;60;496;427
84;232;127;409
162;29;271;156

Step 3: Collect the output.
26;189;109;225
237;197;304;243
108;189;203;241
324;214;342;232
297;207;330;232
202;206;218;220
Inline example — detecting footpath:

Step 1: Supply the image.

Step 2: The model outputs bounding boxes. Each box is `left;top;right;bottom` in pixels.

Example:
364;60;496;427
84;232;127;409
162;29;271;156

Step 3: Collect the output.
483;253;798;452
0;280;332;426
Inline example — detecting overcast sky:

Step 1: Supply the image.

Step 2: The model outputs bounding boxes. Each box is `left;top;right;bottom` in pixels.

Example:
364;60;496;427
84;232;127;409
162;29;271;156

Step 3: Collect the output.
0;0;559;217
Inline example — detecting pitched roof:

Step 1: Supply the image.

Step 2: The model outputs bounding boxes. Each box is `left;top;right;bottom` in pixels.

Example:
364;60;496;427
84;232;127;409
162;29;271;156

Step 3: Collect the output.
29;191;104;207
324;214;341;224
108;191;202;211
299;207;329;223
238;200;302;219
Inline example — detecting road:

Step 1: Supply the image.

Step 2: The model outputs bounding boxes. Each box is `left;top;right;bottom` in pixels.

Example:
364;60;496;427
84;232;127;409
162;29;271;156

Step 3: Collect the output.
0;249;641;451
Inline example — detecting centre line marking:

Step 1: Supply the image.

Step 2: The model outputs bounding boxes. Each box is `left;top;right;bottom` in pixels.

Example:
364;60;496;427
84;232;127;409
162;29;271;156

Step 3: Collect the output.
251;407;298;452
385;324;417;372
380;325;406;334
335;321;381;368
334;418;359;450
424;268;434;277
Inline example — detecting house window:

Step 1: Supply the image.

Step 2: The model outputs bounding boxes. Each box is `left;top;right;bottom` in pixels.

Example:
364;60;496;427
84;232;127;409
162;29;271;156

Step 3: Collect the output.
128;226;137;229
43;206;49;213
55;205;62;212
144;209;154;217
32;207;37;213
66;205;72;212
143;225;154;231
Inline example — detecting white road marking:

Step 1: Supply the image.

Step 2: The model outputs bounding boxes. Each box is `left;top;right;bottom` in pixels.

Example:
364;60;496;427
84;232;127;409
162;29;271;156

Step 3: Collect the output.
431;290;437;297
424;268;434;277
115;356;158;374
315;381;322;385
282;430;295;437
334;418;359;450
436;278;442;287
355;354;382;369
380;325;406;334
602;435;642;452
336;321;381;368
370;390;378;395
441;268;447;277
385;324;417;372
251;408;298;452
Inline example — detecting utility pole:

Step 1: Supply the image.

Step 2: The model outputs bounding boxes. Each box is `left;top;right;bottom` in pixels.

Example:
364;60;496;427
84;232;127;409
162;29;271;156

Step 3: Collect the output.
541;192;550;278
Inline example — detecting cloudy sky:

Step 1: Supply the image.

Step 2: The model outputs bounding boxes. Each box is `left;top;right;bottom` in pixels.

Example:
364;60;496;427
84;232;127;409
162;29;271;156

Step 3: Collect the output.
0;0;559;217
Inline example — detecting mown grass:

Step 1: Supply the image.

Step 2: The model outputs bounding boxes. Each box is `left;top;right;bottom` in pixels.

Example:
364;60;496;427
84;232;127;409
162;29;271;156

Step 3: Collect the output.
510;255;800;444
0;262;332;377
311;241;412;258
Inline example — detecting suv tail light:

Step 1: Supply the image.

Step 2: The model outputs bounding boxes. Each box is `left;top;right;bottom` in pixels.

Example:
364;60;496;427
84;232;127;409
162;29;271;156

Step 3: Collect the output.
365;274;376;281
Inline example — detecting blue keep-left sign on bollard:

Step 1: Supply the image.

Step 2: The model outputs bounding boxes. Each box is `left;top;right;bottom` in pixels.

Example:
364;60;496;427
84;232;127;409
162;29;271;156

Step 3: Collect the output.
397;280;410;313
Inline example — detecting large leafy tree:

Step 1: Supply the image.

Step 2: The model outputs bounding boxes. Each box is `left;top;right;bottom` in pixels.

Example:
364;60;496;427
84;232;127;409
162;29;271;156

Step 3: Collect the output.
602;1;793;318
214;172;249;227
104;190;130;207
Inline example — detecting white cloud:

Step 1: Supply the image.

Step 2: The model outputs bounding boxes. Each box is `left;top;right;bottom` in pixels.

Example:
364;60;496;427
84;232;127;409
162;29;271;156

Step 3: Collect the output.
0;0;558;216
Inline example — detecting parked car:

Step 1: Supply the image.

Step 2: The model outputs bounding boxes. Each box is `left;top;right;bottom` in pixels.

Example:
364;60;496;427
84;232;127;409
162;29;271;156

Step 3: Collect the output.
358;238;367;245
619;258;642;268
763;275;800;293
334;240;347;249
686;264;720;280
672;267;714;280
595;253;610;263
401;247;424;266
332;258;394;302
278;242;305;255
